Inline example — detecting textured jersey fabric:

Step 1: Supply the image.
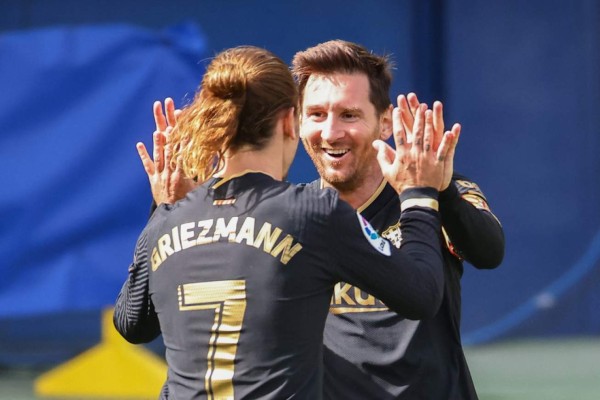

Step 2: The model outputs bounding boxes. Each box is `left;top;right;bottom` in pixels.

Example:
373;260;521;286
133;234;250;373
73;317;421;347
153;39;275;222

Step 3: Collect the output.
323;173;505;400
114;172;446;400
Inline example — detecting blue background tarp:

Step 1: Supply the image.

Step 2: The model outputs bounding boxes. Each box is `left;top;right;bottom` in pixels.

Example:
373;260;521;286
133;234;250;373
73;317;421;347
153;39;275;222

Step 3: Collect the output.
0;23;207;317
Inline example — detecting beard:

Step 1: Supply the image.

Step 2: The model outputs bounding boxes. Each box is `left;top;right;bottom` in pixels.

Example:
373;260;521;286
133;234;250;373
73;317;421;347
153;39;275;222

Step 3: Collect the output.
303;140;369;193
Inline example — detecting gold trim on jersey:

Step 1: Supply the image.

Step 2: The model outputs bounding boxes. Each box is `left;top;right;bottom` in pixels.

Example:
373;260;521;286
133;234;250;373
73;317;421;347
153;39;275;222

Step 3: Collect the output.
211;170;271;189
400;198;439;212
357;179;387;213
318;178;387;214
330;306;389;314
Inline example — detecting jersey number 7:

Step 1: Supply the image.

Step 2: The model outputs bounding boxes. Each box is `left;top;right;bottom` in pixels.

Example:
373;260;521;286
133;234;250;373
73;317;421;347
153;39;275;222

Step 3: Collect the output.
178;280;247;400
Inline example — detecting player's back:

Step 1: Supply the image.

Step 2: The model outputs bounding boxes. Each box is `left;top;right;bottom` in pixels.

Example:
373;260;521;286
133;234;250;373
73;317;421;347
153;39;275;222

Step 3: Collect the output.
147;172;339;399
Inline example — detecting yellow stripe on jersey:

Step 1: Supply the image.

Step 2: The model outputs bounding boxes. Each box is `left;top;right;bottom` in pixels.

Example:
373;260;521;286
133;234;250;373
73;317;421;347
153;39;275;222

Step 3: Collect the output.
329;307;389;314
400;198;439;212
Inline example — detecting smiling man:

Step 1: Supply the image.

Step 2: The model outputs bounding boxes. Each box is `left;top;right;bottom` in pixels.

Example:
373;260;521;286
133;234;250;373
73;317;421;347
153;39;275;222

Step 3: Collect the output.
300;71;391;204
292;40;504;400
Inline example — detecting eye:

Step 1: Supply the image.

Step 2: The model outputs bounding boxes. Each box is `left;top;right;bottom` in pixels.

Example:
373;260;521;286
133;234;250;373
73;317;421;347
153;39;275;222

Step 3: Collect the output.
341;111;359;121
306;110;326;120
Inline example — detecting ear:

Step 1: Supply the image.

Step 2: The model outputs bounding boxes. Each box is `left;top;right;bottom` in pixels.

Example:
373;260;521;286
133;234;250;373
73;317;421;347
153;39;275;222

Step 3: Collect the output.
282;107;297;140
379;104;393;141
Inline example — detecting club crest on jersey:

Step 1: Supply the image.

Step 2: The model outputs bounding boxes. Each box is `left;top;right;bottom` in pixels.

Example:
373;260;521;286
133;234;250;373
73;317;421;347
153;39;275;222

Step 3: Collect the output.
382;221;402;249
356;212;391;256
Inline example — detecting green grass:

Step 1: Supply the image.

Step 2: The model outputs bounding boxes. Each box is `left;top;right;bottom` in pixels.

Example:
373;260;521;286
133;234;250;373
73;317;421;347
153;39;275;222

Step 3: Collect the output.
466;337;600;400
2;337;599;400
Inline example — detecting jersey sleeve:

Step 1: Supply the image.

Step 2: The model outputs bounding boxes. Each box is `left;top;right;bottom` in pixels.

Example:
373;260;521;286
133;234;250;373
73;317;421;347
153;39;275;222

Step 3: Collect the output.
113;226;161;343
438;174;505;269
329;187;445;320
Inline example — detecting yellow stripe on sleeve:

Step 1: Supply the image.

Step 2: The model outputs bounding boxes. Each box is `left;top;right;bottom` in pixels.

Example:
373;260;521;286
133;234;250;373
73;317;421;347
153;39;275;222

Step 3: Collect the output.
400;198;439;212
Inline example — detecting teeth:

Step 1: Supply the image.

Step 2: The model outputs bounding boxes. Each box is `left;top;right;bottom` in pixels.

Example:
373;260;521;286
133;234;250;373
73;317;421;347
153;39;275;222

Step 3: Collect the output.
324;149;349;155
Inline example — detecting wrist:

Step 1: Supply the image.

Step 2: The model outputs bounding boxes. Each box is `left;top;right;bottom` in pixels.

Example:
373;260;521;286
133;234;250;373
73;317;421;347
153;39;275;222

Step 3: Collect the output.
399;187;439;211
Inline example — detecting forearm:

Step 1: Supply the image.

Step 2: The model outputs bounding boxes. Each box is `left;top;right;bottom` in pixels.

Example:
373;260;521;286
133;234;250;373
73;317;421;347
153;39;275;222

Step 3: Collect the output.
388;188;445;318
336;188;445;320
113;234;161;343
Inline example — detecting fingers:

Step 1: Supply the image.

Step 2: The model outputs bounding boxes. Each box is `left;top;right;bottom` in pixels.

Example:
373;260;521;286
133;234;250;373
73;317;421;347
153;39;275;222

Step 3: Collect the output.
153;131;166;173
407;92;420;116
445;123;461;162
436;133;451;162
136;142;155;175
165;97;178;127
154;101;167;132
398;94;414;134
154;98;178;133
432;101;444;150
436;123;461;162
423;110;434;153
164;127;174;174
407;96;445;153
411;104;427;150
172;138;184;173
392;105;409;149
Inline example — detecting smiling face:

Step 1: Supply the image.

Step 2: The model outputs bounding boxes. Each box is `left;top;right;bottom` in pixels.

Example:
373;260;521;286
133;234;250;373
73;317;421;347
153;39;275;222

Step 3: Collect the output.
300;72;390;192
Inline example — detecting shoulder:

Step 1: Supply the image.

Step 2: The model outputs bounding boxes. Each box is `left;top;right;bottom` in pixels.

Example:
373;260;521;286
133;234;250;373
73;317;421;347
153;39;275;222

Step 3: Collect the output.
451;172;494;211
291;182;339;211
452;172;486;196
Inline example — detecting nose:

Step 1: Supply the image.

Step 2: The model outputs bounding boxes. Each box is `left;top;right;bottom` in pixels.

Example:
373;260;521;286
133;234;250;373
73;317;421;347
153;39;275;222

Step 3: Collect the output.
320;116;344;142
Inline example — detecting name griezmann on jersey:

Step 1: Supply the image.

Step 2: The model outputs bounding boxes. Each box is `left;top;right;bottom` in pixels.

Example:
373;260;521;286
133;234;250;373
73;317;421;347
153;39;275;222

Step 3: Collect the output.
151;216;303;271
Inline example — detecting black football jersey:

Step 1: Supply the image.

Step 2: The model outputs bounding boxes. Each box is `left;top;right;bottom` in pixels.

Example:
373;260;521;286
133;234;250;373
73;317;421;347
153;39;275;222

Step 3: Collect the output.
115;172;445;399
322;173;504;400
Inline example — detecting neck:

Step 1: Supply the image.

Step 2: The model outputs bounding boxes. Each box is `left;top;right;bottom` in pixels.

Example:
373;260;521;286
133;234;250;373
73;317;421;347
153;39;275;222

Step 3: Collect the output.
322;169;385;210
220;140;284;182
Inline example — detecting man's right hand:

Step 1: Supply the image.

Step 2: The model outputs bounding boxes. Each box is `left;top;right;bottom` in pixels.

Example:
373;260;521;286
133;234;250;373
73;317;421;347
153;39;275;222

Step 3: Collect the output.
136;98;197;205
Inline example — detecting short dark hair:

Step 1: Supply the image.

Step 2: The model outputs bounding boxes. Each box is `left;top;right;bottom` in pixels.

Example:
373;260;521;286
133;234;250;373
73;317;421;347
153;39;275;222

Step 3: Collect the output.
291;39;393;115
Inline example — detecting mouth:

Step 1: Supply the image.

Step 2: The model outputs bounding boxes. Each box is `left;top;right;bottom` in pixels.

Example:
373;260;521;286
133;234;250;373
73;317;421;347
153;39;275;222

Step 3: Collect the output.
323;148;350;159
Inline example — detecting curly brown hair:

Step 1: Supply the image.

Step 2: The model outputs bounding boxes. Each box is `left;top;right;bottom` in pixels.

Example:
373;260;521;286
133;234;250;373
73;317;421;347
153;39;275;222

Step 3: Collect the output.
171;46;298;182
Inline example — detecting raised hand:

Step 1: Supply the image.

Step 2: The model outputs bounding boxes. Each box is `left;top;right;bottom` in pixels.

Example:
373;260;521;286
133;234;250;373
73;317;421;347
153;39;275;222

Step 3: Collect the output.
398;93;460;190
399;93;445;151
373;100;459;194
136;99;197;205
